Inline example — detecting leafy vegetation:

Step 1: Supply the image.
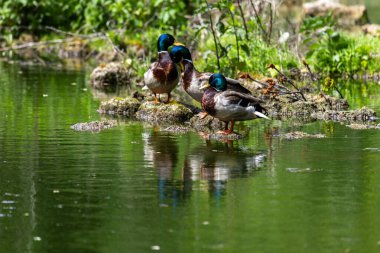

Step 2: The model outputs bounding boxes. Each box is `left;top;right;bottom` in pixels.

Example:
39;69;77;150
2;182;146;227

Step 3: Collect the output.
1;0;380;81
301;13;380;76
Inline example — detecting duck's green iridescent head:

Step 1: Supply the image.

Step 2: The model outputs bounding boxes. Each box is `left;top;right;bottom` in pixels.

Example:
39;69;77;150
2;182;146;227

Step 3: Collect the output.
157;34;175;52
169;45;192;63
209;73;227;91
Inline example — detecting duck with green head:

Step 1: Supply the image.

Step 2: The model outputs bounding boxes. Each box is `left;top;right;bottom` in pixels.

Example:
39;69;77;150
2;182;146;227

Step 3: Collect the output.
144;34;182;103
201;73;269;135
170;45;251;104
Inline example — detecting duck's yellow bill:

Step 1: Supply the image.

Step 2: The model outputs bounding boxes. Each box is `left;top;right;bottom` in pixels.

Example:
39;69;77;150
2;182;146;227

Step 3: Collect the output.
200;82;210;90
173;41;185;46
180;61;185;72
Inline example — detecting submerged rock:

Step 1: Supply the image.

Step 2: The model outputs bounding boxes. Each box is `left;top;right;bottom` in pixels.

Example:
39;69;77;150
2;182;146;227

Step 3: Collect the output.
197;131;243;141
262;93;377;122
89;62;131;92
136;101;193;123
71;120;117;132
98;97;141;116
312;107;376;122
346;123;380;130
279;131;326;140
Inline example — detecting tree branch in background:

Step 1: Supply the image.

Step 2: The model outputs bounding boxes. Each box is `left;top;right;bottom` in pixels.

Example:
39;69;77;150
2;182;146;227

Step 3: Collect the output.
204;0;220;71
268;1;273;44
237;0;249;40
226;5;240;62
249;0;268;43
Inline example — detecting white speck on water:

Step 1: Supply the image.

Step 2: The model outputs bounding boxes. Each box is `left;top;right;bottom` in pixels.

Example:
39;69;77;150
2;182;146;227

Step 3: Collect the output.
0;213;5;218
286;168;323;173
42;94;48;97
364;148;380;151
33;236;41;241
57;204;63;209
1;200;15;204
53;189;60;194
151;245;160;251
159;203;169;208
202;221;210;225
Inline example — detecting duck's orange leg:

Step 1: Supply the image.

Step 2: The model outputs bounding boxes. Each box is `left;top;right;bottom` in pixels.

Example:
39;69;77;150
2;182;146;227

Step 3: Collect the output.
153;93;160;104
217;121;234;135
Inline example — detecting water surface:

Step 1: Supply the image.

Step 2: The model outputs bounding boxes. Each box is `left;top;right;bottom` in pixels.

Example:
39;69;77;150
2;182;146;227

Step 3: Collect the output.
1;63;380;253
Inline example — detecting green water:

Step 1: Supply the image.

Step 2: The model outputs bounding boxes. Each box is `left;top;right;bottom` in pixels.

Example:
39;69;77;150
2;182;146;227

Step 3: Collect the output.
1;62;380;253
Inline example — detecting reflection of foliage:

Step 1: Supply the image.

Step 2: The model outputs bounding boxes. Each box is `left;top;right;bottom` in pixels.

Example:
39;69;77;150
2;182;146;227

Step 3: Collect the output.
321;121;335;137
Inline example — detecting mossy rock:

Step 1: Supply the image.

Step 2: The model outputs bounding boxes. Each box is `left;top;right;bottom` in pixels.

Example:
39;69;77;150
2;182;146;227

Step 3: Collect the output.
71;120;117;132
190;115;225;132
136;101;193;123
98;97;141;116
312;107;376;122
90;62;131;92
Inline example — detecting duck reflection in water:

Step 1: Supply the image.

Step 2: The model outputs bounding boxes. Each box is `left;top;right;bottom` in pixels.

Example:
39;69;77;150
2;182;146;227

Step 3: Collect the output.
143;130;266;206
143;130;190;206
183;141;266;201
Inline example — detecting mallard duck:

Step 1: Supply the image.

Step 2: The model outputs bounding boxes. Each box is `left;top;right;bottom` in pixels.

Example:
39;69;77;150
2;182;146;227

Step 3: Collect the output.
201;73;269;135
144;34;182;103
169;45;250;103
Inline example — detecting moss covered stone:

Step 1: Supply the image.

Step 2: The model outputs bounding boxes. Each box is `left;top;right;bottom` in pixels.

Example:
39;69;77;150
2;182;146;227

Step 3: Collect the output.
136;101;193;123
90;62;132;92
98;97;141;116
71;120;117;132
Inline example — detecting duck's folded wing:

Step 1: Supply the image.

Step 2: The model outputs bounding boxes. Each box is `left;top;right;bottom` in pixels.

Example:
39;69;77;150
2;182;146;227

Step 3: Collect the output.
222;90;264;106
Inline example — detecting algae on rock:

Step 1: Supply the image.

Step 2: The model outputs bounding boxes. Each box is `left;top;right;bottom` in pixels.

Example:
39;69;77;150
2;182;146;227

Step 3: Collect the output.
136;101;193;123
98;97;141;116
90;62;132;92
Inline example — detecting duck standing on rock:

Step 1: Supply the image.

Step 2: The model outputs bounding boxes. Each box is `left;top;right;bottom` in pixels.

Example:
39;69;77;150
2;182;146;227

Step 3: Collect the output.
144;34;182;103
201;73;269;135
169;45;251;103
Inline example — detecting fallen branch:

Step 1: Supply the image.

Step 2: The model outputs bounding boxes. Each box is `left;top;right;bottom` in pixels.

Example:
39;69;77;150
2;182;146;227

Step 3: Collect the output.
0;28;126;59
268;63;307;101
0;33;103;52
